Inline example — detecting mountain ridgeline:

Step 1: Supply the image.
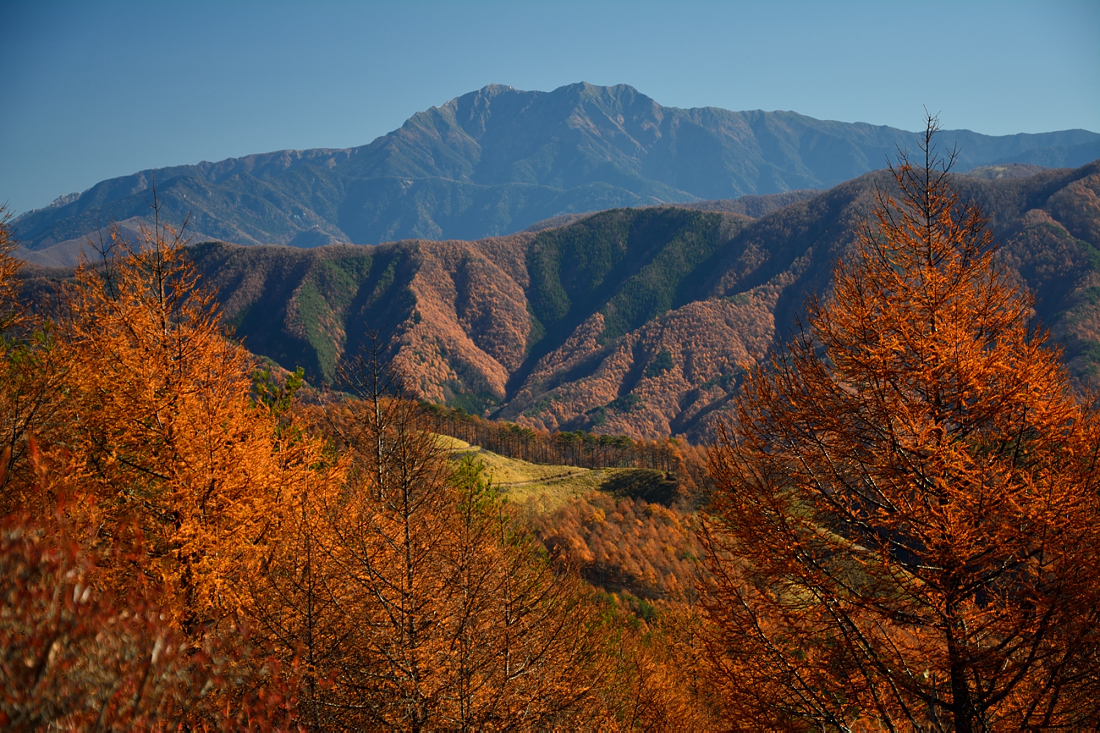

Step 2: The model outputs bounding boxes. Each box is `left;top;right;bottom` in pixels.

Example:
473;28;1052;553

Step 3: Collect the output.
14;83;1100;267
22;161;1097;442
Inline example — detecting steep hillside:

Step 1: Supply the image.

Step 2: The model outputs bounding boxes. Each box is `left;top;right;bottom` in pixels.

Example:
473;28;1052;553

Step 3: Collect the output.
20;163;1100;441
188;206;754;414
14;83;1099;265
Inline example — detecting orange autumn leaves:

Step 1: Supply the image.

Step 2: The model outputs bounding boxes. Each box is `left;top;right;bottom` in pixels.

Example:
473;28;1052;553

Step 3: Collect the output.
701;118;1100;729
55;222;324;634
0;211;312;727
0;206;700;728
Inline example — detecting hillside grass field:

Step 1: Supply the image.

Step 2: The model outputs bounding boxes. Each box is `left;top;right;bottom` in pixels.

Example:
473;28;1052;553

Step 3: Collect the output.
438;433;676;510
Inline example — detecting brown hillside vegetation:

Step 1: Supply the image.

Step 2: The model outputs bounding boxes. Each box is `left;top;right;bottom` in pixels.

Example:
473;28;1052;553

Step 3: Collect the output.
18;161;1100;444
525;493;701;604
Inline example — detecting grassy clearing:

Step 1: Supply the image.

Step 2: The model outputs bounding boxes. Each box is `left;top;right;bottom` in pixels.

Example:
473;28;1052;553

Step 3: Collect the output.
437;434;676;511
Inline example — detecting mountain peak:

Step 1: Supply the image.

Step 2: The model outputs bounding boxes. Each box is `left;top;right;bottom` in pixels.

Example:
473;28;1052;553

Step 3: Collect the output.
466;83;520;99
14;85;1100;260
549;81;648;104
447;82;651;111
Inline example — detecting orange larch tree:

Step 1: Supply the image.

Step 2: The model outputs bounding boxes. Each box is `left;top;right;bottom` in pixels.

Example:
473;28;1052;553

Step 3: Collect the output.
40;204;327;638
437;456;614;730
321;370;457;729
701;117;1100;730
0;204;316;726
0;206;70;503
256;345;620;729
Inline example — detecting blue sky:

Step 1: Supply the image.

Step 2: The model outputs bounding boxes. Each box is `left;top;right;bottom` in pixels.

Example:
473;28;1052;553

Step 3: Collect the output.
1;0;1097;216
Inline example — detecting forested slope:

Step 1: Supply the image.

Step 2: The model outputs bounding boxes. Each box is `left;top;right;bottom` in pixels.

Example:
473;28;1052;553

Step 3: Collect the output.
18;161;1100;440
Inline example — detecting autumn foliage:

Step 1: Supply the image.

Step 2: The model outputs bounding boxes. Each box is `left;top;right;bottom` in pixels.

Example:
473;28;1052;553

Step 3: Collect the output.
0;510;295;729
8;119;1098;728
0;209;317;725
701;118;1100;729
52;216;327;636
0;200;706;727
527;492;700;603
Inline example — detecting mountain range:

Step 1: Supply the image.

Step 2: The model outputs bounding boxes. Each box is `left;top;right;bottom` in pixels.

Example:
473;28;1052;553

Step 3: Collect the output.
20;160;1099;441
13;83;1100;267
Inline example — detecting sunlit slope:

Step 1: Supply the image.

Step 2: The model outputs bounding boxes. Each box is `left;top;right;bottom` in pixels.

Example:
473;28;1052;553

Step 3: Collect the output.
439;434;677;510
19;161;1100;441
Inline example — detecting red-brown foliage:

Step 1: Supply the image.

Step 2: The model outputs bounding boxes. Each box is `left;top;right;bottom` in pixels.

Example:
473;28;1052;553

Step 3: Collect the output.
701;118;1100;729
0;506;296;730
527;492;700;604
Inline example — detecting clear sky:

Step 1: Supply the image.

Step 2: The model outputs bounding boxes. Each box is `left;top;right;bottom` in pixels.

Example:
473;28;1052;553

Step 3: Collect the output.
1;0;1097;216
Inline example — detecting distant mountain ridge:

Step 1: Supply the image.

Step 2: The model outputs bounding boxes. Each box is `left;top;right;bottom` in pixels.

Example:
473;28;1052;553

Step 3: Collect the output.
14;82;1100;265
21;161;1099;441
